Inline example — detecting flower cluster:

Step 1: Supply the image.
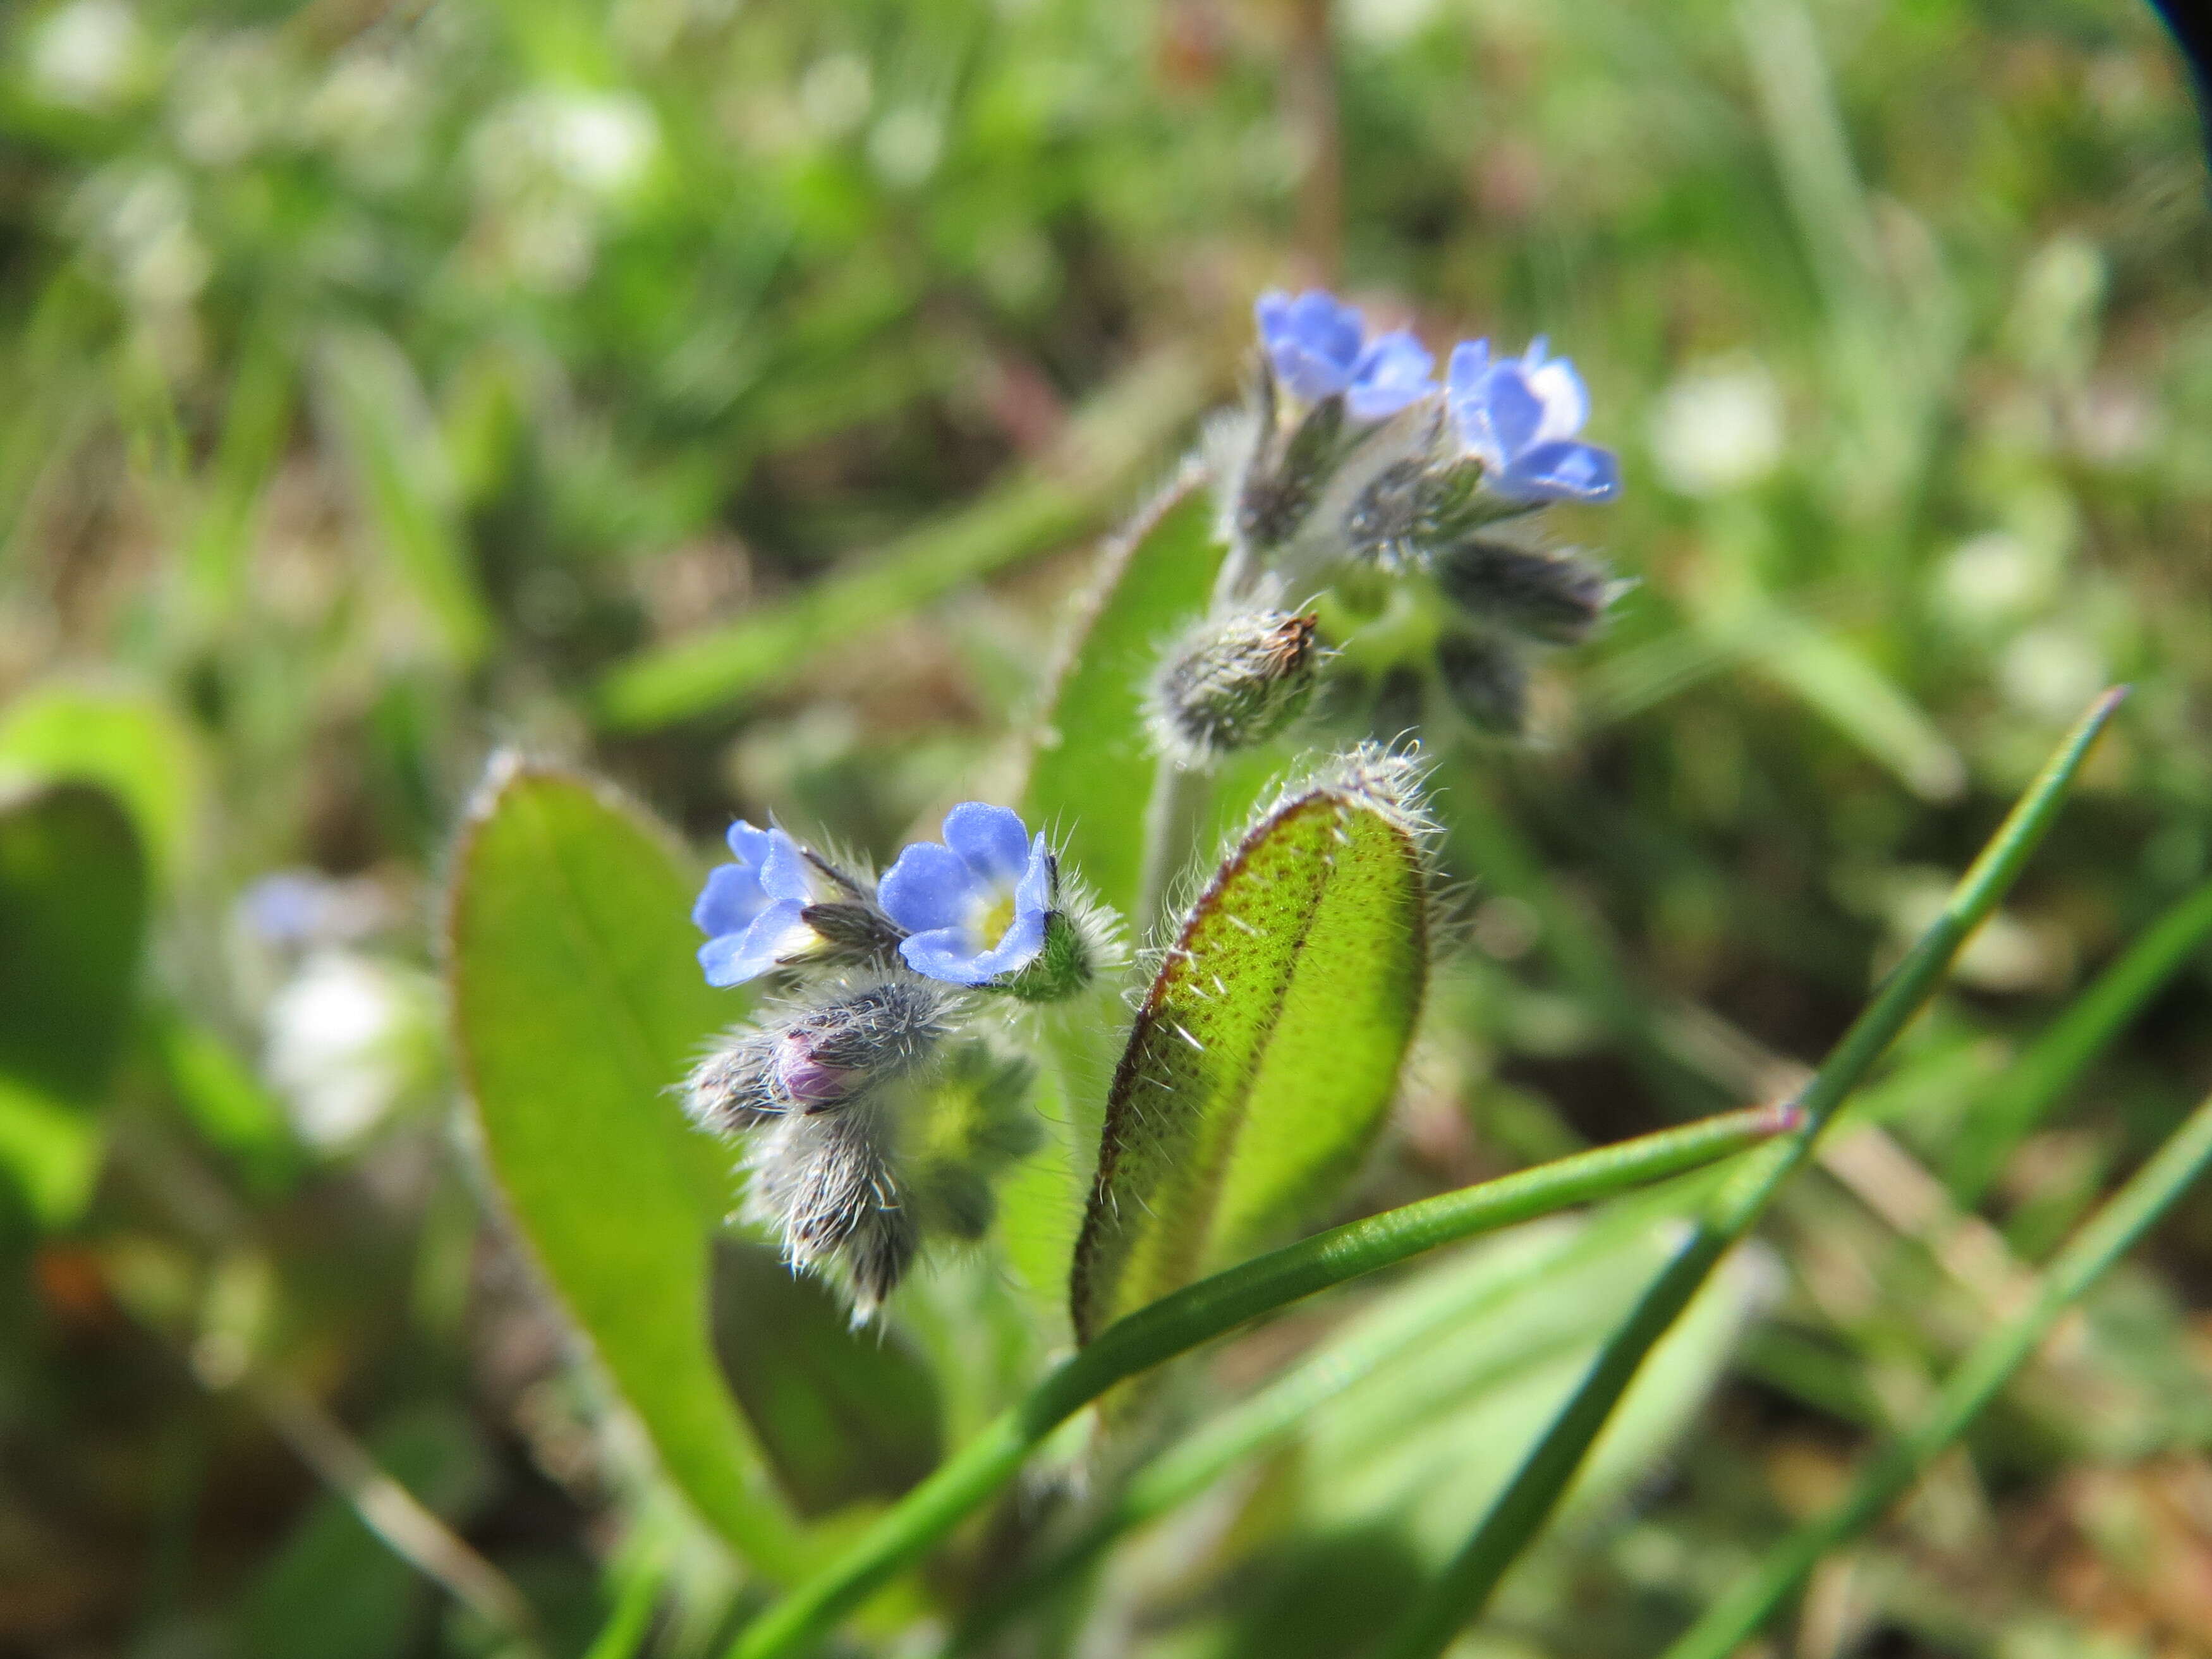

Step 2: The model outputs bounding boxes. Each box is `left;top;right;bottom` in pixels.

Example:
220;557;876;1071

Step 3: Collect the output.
1167;288;1623;750
683;804;1115;1320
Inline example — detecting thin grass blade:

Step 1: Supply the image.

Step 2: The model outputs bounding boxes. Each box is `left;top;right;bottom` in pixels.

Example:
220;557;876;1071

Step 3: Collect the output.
1662;1087;2212;1659
1370;686;2126;1659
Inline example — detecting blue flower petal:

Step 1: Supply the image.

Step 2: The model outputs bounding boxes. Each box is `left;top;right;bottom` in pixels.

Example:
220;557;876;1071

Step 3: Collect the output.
1014;832;1054;916
1346;330;1437;422
1499;439;1622;503
757;828;816;905
726;819;774;863
899;927;1000;985
1258;288;1366;401
1447;340;1497;460
944;801;1031;885
1284;289;1363;365
878;840;977;934
692;860;769;937
698;899;808;987
1480;364;1548;461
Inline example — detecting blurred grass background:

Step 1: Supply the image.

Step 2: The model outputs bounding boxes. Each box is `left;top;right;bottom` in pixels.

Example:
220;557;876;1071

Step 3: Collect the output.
6;0;2212;1655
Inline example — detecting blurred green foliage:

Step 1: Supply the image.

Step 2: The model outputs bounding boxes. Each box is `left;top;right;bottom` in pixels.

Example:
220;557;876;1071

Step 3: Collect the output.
7;0;2212;1655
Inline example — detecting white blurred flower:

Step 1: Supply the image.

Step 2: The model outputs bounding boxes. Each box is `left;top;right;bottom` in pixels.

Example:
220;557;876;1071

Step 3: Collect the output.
1932;532;2056;629
2068;381;2161;466
798;53;872;138
468;90;659;290
1648;357;1785;497
1341;0;1443;46
868;105;944;188
304;49;425;188
27;0;140;111
262;951;434;1152
475;90;659;202
547;92;659;195
73;166;210;310
169;32;287;166
1999;624;2106;724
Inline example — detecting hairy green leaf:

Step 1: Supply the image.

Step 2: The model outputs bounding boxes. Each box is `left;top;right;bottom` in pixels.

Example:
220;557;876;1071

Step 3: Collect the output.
0;781;147;1225
1022;466;1221;921
444;761;805;1571
708;1239;944;1519
1071;752;1430;1341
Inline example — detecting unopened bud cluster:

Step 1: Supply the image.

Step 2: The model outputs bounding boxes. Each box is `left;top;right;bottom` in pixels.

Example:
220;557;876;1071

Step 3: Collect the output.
683;803;1117;1320
1146;609;1324;769
1157;288;1627;748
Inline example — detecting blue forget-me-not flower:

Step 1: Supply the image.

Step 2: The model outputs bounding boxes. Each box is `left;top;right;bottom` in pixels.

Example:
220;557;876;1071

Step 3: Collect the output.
1447;338;1620;504
1256;289;1437;421
879;803;1056;986
1195;288;1627;748
681;804;1103;1318
692;822;827;986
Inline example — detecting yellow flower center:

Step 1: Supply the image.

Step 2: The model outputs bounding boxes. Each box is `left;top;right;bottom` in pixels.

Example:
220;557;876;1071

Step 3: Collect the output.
972;889;1016;947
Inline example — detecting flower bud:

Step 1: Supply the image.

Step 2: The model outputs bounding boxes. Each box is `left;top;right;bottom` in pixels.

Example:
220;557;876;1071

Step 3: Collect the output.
683;979;952;1136
1342;454;1519;572
1435;541;1617;645
1234;375;1348;557
1146;609;1324;768
749;1103;918;1323
1436;631;1529;736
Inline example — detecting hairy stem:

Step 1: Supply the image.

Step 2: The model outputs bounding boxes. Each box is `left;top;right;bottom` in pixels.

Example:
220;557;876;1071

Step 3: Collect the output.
1134;758;1213;942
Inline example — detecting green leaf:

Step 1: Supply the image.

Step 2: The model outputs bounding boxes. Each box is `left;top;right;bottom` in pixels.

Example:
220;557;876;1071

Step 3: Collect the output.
1021;466;1222;922
708;1238;944;1519
0;781;147;1225
1071;751;1431;1342
444;760;805;1571
0;681;204;884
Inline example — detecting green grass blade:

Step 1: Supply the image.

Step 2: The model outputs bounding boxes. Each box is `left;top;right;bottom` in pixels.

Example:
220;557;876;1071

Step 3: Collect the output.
726;1103;1795;1659
1071;752;1430;1341
316;327;490;667
186;325;293;615
593;353;1205;732
1945;875;2212;1205
1371;686;2126;1659
949;1169;1746;1654
1662;1086;2212;1659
